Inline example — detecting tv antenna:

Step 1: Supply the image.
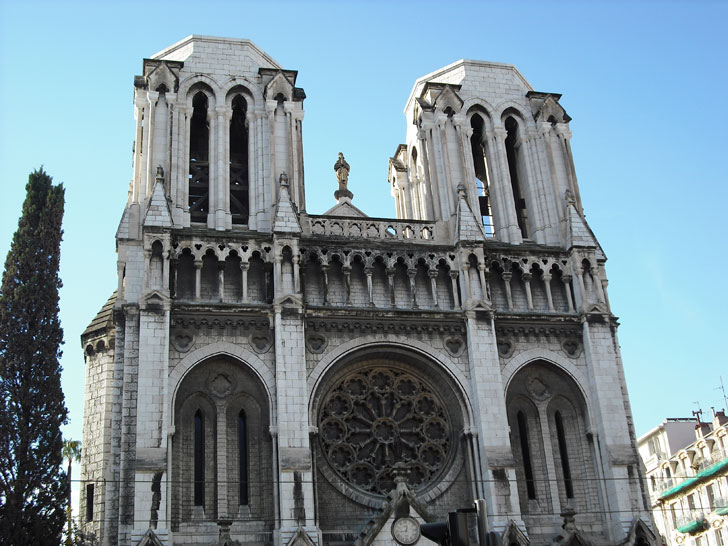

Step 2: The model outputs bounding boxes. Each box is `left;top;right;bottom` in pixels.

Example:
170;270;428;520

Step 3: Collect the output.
715;376;728;411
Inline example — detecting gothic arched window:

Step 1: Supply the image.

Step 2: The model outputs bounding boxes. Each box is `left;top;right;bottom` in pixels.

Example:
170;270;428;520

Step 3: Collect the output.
238;409;249;505
517;411;536;499
229;95;249;225
554;411;574;498
189;91;210;223
506;360;598;517
194;409;205;506
470;113;494;235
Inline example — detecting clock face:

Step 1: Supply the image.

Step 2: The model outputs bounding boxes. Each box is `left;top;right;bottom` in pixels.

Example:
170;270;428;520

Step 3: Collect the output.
392;516;420;545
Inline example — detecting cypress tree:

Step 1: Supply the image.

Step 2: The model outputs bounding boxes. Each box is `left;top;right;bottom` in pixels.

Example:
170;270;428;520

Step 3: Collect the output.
0;168;68;545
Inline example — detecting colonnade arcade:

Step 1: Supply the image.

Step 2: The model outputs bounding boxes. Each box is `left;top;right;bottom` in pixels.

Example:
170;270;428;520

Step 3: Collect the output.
133;237;608;316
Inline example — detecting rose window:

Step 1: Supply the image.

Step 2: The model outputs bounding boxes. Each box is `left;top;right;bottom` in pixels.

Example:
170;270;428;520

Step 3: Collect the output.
318;367;452;495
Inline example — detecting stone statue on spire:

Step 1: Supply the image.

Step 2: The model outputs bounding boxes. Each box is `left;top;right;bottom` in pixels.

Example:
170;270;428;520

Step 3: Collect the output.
334;152;353;201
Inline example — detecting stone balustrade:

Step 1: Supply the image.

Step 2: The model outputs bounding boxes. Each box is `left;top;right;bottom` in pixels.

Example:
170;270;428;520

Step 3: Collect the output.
304;215;438;243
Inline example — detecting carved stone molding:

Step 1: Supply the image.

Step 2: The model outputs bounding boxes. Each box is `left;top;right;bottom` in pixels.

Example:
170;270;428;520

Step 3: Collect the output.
306;318;465;337
495;320;581;342
172;314;271;332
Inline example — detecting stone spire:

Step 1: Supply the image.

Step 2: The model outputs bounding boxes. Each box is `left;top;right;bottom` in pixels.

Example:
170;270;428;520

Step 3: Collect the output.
273;172;301;234
455;183;486;242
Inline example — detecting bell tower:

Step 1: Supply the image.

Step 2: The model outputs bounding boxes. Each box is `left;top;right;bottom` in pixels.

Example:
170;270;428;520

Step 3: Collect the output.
127;36;306;234
389;60;583;248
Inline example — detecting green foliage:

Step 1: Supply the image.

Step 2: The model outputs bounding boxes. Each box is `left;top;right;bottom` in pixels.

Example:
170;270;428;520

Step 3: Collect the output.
0;168;68;545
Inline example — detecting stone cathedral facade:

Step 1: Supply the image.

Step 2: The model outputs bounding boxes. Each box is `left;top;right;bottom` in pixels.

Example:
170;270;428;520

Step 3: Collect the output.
79;36;655;546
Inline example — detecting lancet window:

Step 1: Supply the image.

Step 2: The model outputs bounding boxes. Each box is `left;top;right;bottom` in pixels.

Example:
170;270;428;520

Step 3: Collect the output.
554;411;574;498
172;357;273;528
517;410;537;499
229;95;249;225
86;484;94;522
507;361;599;515
470;114;494;235
238;410;249;505
189;92;210;223
194;409;205;506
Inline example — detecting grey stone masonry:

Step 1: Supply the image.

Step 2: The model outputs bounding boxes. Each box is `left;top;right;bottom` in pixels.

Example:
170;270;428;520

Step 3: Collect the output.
79;36;655;546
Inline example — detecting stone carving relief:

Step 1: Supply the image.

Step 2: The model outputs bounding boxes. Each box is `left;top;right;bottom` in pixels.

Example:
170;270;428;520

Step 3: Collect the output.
526;376;551;401
249;331;273;354
444;336;466;358
171;331;195;353
561;338;582;358
306;333;328;354
497;338;515;359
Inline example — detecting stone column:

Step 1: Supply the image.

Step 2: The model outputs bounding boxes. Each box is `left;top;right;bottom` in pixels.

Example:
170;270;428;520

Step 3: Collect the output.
449;271;461;310
218;260;225;302
542;272;555;312
386;267;396;307
274;308;318;544
214;105;227;230
562;274;575;313
207;110;217;230
555;124;583;214
194;260;202;301
216;400;229;519
519;132;547;244
429;269;439;308
465;310;523;529
536;403;562;514
491;127;522;243
419;125;440;221
132;99;145;203
502;271;514;310
522;271;534;310
145;91;158;199
266;100;278;226
241;261;250;303
435;113;454;217
407;267;418;308
246;111;257;230
182;106;192;226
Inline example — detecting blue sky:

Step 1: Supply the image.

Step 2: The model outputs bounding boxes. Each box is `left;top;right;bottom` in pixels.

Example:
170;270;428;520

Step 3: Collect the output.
1;0;726;450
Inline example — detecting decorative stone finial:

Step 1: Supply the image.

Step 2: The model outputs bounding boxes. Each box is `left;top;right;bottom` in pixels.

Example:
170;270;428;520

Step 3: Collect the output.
565;188;575;206
457;183;467;201
560;505;577;533
279;172;289;188
334;152;353;201
392;462;410;494
155;165;164;184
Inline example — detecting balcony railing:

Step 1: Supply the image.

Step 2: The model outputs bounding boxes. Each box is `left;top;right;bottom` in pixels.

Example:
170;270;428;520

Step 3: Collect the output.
658;450;728;501
713;496;728;516
305;215;439;243
676;511;708;535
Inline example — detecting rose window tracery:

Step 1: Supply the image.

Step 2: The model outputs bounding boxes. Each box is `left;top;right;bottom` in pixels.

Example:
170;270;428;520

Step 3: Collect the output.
318;367;452;495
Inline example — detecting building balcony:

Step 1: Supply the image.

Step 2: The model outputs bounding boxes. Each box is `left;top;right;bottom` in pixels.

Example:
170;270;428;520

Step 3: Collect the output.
658;450;728;501
675;512;708;535
713;496;728;516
